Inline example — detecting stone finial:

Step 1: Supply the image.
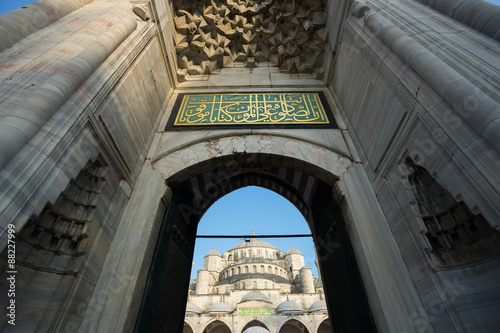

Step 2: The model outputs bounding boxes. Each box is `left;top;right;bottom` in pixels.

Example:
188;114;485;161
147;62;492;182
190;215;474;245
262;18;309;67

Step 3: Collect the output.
133;4;150;21
351;1;370;18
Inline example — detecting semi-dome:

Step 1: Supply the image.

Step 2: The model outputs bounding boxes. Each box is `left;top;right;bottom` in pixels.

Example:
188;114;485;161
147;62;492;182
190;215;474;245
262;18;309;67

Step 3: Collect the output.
206;302;233;313
276;300;303;313
308;300;327;312
242;327;270;333
185;302;201;313
241;290;270;303
231;238;278;250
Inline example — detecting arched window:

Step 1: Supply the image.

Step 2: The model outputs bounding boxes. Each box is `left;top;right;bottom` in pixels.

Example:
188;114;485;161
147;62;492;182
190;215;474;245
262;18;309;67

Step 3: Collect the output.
245;266;249;273
275;267;278;275
242;282;246;289
257;250;261;257
231;268;234;276
253;265;257;273
228;254;233;260
260;265;265;273
264;281;268;288
215;288;219;294
268;266;272;273
237;267;241;274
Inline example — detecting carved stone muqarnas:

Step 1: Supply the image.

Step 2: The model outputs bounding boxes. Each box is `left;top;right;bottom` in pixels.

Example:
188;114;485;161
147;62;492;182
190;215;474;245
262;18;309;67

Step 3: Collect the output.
173;0;328;80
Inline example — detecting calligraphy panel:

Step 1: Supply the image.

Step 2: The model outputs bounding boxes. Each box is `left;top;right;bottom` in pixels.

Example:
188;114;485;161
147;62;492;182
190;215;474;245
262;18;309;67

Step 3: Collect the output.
238;308;272;316
166;92;337;130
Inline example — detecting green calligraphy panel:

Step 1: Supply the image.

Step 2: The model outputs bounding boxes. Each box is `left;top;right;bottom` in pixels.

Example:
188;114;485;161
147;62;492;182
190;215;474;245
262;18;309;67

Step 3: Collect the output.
238;308;272;316
172;93;331;127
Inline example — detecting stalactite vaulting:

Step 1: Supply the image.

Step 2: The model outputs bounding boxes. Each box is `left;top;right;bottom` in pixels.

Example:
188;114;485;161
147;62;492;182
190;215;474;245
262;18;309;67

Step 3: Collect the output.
173;0;328;80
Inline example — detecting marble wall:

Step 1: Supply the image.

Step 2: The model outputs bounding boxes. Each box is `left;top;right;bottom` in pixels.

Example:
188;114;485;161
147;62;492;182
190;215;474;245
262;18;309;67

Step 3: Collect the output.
325;0;500;331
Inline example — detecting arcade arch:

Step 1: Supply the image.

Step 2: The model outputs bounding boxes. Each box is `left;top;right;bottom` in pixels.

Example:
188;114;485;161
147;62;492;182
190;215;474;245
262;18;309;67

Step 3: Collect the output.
241;320;269;333
279;319;310;333
316;319;331;333
203;320;232;333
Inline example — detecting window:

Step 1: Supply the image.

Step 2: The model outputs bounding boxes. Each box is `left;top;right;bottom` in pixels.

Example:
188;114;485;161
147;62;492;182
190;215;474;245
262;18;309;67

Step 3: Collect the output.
253;265;257;273
260;265;264;273
245;266;249;273
237;267;241;274
242;282;246;289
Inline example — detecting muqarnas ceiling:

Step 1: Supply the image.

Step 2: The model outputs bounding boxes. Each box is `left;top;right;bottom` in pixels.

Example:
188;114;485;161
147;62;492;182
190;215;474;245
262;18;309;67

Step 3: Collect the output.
173;0;328;80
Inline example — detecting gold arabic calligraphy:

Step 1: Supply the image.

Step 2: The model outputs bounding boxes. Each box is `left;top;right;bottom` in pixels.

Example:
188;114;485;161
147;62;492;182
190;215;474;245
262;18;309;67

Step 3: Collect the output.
174;93;329;126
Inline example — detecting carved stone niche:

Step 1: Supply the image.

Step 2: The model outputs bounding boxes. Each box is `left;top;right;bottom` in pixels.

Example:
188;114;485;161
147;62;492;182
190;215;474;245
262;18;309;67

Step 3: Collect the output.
403;157;500;269
2;159;108;273
173;0;328;80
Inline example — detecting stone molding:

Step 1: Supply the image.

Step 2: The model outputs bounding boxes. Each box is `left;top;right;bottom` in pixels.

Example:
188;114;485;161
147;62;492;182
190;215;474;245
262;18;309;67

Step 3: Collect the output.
0;15;137;171
364;9;500;155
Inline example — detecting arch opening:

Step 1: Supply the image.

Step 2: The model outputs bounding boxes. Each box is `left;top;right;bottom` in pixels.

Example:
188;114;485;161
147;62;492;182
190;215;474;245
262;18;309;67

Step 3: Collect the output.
242;320;269;333
203;320;232;333
134;152;375;333
279;319;310;333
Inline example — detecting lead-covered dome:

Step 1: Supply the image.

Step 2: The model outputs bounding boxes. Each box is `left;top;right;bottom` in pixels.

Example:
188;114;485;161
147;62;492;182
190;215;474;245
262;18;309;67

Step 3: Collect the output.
206;248;221;256
308;300;327;312
206;302;233;313
285;245;302;255
185;302;201;314
231;238;277;250
276;300;303;313
241;290;270;303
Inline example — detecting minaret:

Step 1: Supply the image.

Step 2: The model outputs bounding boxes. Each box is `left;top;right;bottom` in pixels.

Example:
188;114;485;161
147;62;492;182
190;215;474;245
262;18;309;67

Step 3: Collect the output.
300;266;315;293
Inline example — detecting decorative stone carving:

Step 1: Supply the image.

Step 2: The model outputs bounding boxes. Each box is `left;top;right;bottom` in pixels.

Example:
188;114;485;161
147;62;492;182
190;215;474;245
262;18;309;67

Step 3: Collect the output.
173;0;328;80
403;157;500;268
6;159;107;272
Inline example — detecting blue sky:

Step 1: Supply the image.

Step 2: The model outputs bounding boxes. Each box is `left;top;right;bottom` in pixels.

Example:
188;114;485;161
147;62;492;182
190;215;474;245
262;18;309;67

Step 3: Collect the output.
192;186;318;279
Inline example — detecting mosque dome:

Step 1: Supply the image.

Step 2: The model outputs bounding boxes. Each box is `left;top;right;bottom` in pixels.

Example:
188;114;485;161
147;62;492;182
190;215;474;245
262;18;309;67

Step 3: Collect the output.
185;302;201;314
285;245;302;255
241;290;270;303
242;327;271;333
276;300;303;313
206;302;233;313
206;247;221;256
231;238;278;250
308;300;327;312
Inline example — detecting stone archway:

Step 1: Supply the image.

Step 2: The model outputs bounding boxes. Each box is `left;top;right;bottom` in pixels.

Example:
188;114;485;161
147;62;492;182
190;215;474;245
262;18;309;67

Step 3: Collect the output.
279;319;310;333
316;319;331;333
184;321;194;333
242;320;269;333
88;134;428;333
203;320;232;333
134;136;376;332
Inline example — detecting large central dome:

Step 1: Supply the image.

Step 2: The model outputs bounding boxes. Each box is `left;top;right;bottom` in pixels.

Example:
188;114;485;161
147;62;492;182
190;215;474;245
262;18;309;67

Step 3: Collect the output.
230;238;278;250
